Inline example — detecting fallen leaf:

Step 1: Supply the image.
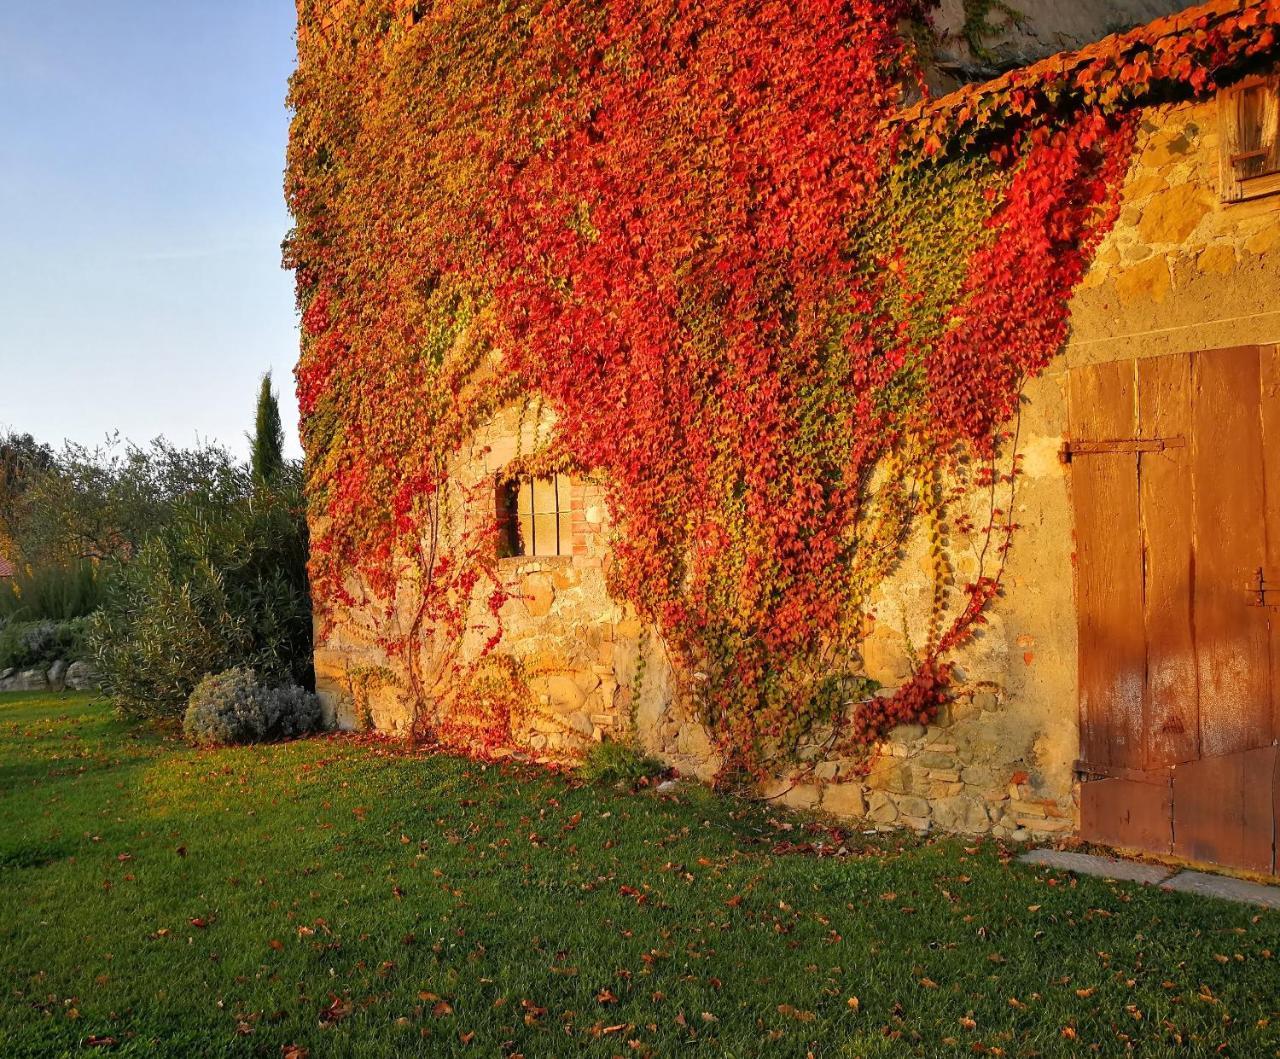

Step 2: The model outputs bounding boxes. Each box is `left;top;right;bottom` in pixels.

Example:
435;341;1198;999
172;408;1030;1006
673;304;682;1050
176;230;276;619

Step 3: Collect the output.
319;996;352;1027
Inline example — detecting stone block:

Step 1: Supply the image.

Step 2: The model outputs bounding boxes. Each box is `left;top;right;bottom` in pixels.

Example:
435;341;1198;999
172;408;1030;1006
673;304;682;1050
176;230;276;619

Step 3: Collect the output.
537;674;585;713
520;573;555;618
1026;817;1072;834
14;669;48;692
1116;256;1171;306
1197;243;1237;275
762;780;820;811
971;690;1000;713
674;722;713;765
1137;184;1212;245
933;796;990;835
574;670;602;695
47;660;69;692
1245;223;1280;257
552;565;581;590
813;760;840;782
822;783;866;819
865;760;909;794
862;630;913;685
867;795;898;825
64;661;99;692
895;795;930;820
565;711;594;738
925;769;961;783
1125;172;1167;199
1139;131;1191;168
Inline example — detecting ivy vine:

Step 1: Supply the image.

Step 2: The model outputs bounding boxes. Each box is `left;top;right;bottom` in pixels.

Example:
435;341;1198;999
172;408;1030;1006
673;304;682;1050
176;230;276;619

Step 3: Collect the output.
285;0;1220;776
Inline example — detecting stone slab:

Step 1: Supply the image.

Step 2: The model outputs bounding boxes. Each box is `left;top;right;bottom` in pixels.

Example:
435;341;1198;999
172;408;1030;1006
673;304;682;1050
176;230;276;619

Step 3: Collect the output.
1019;848;1173;885
1162;871;1280;910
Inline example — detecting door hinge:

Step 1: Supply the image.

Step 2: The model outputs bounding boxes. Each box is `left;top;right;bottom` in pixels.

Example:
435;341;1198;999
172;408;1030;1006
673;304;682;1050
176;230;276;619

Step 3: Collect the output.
1060;437;1185;464
1247;568;1280;608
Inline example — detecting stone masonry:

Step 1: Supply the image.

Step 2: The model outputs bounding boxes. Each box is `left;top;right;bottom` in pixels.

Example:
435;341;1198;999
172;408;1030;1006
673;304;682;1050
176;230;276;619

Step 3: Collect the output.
311;76;1279;845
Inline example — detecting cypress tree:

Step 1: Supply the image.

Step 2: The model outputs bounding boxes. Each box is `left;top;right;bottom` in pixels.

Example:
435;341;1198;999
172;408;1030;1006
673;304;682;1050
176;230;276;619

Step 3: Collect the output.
250;373;285;485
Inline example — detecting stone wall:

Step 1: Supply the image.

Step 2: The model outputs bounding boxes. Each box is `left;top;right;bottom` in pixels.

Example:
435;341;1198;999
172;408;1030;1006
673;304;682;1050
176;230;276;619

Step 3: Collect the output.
804;85;1280;840
313;402;719;775
0;660;98;694
311;82;1279;841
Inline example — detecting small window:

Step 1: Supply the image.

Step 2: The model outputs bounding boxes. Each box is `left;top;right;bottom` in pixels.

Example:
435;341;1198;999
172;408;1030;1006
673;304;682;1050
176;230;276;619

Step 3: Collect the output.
1220;76;1280;202
497;474;573;558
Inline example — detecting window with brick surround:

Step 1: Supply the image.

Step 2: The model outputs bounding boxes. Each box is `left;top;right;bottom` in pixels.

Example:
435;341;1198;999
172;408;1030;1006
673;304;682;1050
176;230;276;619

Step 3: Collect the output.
1220;76;1280;202
497;474;573;558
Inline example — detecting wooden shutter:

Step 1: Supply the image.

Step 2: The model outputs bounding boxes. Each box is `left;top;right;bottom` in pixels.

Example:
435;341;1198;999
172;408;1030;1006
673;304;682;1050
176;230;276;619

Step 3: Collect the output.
1220;76;1280;203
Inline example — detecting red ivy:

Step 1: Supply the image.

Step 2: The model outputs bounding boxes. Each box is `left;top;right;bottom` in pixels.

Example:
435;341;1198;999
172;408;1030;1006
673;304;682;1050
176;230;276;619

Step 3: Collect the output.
287;0;1160;770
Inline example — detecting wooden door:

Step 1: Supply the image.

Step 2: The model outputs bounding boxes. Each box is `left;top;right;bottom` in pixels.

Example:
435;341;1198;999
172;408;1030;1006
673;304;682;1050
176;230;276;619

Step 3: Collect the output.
1069;345;1280;876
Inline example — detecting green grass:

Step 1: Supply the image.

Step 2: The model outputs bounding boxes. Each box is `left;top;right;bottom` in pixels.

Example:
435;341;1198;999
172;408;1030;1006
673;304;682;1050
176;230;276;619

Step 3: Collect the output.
1;693;1277;1058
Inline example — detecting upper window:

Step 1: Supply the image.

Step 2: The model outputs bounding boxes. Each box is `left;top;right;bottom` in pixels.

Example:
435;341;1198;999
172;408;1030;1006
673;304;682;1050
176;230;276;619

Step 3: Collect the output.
1220;76;1280;203
497;474;573;558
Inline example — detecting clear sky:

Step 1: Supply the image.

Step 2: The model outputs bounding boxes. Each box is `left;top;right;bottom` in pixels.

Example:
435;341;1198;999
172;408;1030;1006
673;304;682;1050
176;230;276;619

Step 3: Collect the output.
0;3;303;460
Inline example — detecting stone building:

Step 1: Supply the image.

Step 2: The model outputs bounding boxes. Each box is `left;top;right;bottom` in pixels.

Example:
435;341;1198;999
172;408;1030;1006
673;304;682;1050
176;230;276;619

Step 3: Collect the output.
303;0;1280;876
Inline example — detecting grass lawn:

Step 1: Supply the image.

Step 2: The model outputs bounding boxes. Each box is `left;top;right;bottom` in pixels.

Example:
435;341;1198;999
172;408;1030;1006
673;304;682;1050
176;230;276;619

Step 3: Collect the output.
1;693;1277;1057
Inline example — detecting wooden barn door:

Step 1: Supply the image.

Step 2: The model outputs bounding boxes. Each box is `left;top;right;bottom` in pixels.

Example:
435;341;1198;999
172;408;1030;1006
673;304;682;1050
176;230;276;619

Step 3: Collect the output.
1068;345;1280;876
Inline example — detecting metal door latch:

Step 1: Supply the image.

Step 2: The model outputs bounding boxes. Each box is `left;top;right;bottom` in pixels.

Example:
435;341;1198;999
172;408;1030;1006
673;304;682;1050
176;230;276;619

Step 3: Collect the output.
1059;437;1185;464
1248;568;1280;608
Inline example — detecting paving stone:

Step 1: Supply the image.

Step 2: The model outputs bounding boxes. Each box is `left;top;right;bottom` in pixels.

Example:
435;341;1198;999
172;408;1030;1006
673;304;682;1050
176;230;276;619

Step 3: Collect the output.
1163;871;1280;910
1019;849;1172;885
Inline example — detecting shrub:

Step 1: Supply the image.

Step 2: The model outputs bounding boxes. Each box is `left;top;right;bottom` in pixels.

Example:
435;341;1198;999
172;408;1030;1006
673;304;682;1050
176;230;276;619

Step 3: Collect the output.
0;561;104;622
579;739;667;787
0;618;89;671
90;462;313;719
183;668;322;747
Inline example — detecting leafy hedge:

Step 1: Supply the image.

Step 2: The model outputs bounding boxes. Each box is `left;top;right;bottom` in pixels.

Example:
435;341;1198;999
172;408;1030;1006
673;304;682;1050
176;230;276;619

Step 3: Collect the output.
89;470;312;720
0;618;89;672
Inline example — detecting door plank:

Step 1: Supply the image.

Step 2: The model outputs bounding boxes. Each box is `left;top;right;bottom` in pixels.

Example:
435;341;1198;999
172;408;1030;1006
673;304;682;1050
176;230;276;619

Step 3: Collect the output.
1261;344;1280;747
1138;353;1199;767
1069;361;1145;769
1080;775;1173;853
1191;347;1272;758
1172;746;1277;874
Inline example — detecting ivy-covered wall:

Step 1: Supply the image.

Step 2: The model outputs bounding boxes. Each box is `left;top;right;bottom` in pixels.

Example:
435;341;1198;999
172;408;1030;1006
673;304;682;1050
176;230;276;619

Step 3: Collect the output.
808;86;1280;839
291;0;1278;840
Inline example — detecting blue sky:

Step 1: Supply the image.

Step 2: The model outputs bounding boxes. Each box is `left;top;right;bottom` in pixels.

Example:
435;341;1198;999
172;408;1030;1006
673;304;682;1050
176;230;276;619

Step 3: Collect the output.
0;3;303;459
